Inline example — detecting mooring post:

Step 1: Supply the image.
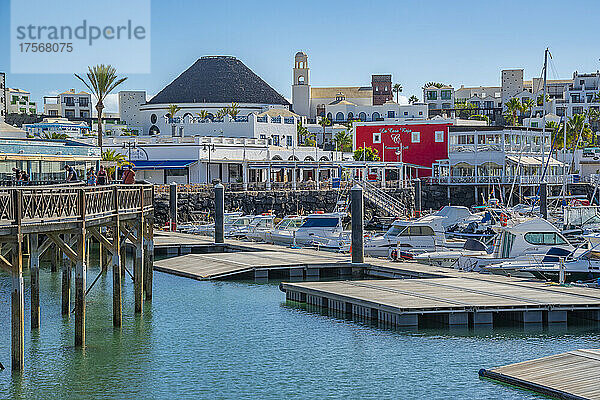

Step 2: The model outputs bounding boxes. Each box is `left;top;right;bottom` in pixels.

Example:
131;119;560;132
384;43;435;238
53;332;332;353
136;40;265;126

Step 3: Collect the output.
11;189;24;371
112;186;122;327
169;182;177;231
51;243;59;273
540;182;548;220
144;213;154;301
133;187;145;314
351;185;364;265
414;178;422;218
75;189;87;347
30;233;40;330
61;233;71;317
214;183;224;244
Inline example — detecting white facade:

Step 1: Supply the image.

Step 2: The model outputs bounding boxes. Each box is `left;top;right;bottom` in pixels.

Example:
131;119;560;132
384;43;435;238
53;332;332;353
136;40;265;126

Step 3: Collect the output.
555;71;600;118
118;91;146;131
43;90;92;118
423;85;455;113
325;95;427;123
23;117;91;138
436;126;565;185
6;88;37;114
291;52;311;118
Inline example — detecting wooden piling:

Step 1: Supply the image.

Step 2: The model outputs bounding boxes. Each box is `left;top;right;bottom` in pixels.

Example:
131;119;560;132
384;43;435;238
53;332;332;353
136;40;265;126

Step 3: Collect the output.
30;233;40;330
134;224;144;313
143;215;154;301
61;233;71;317
11;190;24;371
112;187;122;327
51;243;59;273
74;189;86;347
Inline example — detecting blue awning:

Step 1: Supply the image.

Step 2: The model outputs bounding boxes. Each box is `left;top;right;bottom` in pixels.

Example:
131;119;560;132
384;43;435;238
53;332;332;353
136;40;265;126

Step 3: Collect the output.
130;160;196;170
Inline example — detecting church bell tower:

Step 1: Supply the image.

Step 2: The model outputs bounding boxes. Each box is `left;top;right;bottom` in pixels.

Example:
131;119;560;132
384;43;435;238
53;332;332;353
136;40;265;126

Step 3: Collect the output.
292;51;310;118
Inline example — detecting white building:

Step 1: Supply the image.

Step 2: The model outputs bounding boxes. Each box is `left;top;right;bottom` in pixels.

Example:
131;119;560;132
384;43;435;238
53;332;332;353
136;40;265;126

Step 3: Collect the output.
434;126;566;186
43;89;92;118
324;93;427;123
6;88;37;115
556;71;600;118
23;117;91;138
423;84;455;114
291;52;395;122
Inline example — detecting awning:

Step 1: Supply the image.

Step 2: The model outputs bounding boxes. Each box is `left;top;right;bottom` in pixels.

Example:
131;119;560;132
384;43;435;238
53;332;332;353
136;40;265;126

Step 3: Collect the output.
130;160;197;170
506;155;565;167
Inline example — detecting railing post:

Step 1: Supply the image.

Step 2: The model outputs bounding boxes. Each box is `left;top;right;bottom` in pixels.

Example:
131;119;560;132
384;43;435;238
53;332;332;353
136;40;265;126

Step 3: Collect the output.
11;189;24;372
134;186;144;314
169;183;177;231
112;186;122;327
75;188;86;347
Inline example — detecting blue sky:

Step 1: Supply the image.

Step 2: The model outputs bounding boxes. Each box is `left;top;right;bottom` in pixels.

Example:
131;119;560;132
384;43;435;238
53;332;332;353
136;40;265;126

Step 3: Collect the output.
1;0;600;112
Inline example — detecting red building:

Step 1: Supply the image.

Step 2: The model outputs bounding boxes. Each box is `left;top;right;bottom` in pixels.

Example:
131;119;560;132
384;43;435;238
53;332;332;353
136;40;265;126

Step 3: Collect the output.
354;121;452;177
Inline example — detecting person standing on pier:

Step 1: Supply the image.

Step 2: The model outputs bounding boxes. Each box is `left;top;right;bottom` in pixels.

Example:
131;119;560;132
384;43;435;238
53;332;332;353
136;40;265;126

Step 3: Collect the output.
64;164;79;182
122;164;136;184
87;167;97;186
96;165;107;185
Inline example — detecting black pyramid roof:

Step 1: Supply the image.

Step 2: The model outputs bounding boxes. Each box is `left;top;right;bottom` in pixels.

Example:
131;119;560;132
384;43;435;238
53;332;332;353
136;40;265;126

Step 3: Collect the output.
148;56;290;106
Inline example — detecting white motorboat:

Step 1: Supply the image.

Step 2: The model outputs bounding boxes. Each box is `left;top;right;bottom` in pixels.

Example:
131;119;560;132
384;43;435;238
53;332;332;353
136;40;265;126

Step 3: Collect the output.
364;206;475;258
457;218;574;272
517;248;600;282
243;214;276;241
223;215;253;237
273;212;346;247
264;215;304;244
414;239;490;267
189;212;243;236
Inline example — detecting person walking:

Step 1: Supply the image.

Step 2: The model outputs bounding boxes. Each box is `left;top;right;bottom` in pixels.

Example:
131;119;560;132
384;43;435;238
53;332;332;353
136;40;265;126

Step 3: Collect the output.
121;164;136;184
12;167;21;182
87;167;97;186
64;165;79;182
96;165;107;185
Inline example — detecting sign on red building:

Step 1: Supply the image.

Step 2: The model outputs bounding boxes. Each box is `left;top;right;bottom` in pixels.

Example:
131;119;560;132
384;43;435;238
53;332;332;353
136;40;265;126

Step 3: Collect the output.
354;122;451;177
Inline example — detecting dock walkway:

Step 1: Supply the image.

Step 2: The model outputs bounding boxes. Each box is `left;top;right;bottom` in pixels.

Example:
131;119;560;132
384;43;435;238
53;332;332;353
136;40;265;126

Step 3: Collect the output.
480;349;600;400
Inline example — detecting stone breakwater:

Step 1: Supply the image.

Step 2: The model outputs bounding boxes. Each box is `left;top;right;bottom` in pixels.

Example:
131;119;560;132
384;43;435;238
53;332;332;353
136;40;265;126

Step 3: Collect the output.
153;188;414;225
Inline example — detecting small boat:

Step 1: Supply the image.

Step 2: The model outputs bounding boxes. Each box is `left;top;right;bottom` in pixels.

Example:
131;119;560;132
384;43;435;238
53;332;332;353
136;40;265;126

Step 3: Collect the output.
274;212;346;247
414;238;490;267
517;248;600;282
457;218;574;272
244;214;276;241
365;206;474;258
264;215;305;244
189;212;243;236
223;215;253;237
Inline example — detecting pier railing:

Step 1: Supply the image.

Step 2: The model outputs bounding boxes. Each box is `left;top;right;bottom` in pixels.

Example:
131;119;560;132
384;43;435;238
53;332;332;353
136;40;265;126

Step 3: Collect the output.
0;184;153;227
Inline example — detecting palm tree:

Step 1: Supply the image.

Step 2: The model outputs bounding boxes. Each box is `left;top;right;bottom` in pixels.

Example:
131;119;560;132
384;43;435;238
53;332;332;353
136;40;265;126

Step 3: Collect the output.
568;113;592;148
392;83;403;103
42;131;69;140
504;98;522;126
424;82;446;88
297;121;308;144
318;117;331;146
74;64;127;151
408;95;419;104
226;103;239;118
520;98;535;116
546;121;564;149
588;108;600;144
334;130;352;152
101;149;128;181
166;104;181;136
216;108;227;119
536;94;550;106
196;110;210;122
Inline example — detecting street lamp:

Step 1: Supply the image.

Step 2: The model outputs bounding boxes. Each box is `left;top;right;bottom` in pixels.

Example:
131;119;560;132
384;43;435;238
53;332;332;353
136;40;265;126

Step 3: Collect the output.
202;143;216;183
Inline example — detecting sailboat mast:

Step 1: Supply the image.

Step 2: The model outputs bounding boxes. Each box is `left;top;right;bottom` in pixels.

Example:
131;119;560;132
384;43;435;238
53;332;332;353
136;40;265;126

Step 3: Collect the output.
541;47;548;182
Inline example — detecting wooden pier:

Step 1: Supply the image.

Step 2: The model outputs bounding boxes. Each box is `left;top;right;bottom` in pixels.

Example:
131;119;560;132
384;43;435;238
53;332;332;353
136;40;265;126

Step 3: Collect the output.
280;275;600;327
480;349;600;400
2;184;154;372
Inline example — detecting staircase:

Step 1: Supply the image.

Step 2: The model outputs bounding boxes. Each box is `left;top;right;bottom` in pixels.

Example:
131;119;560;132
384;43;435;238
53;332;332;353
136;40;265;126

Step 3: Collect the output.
357;180;407;217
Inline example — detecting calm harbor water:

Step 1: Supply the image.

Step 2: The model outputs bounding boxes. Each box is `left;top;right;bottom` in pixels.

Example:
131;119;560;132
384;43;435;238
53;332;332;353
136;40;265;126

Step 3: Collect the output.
1;262;600;399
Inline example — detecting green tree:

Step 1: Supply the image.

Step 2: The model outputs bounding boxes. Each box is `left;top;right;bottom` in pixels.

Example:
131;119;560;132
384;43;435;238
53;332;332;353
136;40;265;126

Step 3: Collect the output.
568;113;592;148
297;121;309;144
167;104;182;136
303;132;316;147
547;121;564;149
392;83;403;103
408;95;419;104
226;102;240;118
424;82;447;88
353;146;380;161
504;97;522;126
469;114;489;124
216;108;227;119
318;116;331;146
74;64;127;151
196;110;210;121
455;101;477;119
521;98;535;116
42;131;69;140
334;130;352;152
101;149;128;181
536;94;550;106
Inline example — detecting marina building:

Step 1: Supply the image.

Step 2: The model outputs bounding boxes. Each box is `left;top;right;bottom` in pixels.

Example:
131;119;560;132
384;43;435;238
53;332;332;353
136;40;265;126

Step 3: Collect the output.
0;72;5;122
5;88;37;115
43;89;92;118
23;117;91;138
291;52;410;122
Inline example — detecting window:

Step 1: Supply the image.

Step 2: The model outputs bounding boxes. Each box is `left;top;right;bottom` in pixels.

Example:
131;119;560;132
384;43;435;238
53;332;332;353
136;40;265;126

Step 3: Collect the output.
79;98;89;107
372;112;381;121
65;109;75;117
524;232;568;246
387;111;395;118
419;111;423;115
531;122;538;128
358;112;366;121
404;111;408;116
286;136;292;146
300;217;339;228
441;90;451;100
64;97;74;106
411;131;420;143
11;96;18;104
259;134;266;139
435;131;444;142
426;91;437;101
373;132;381;143
335;112;344;121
